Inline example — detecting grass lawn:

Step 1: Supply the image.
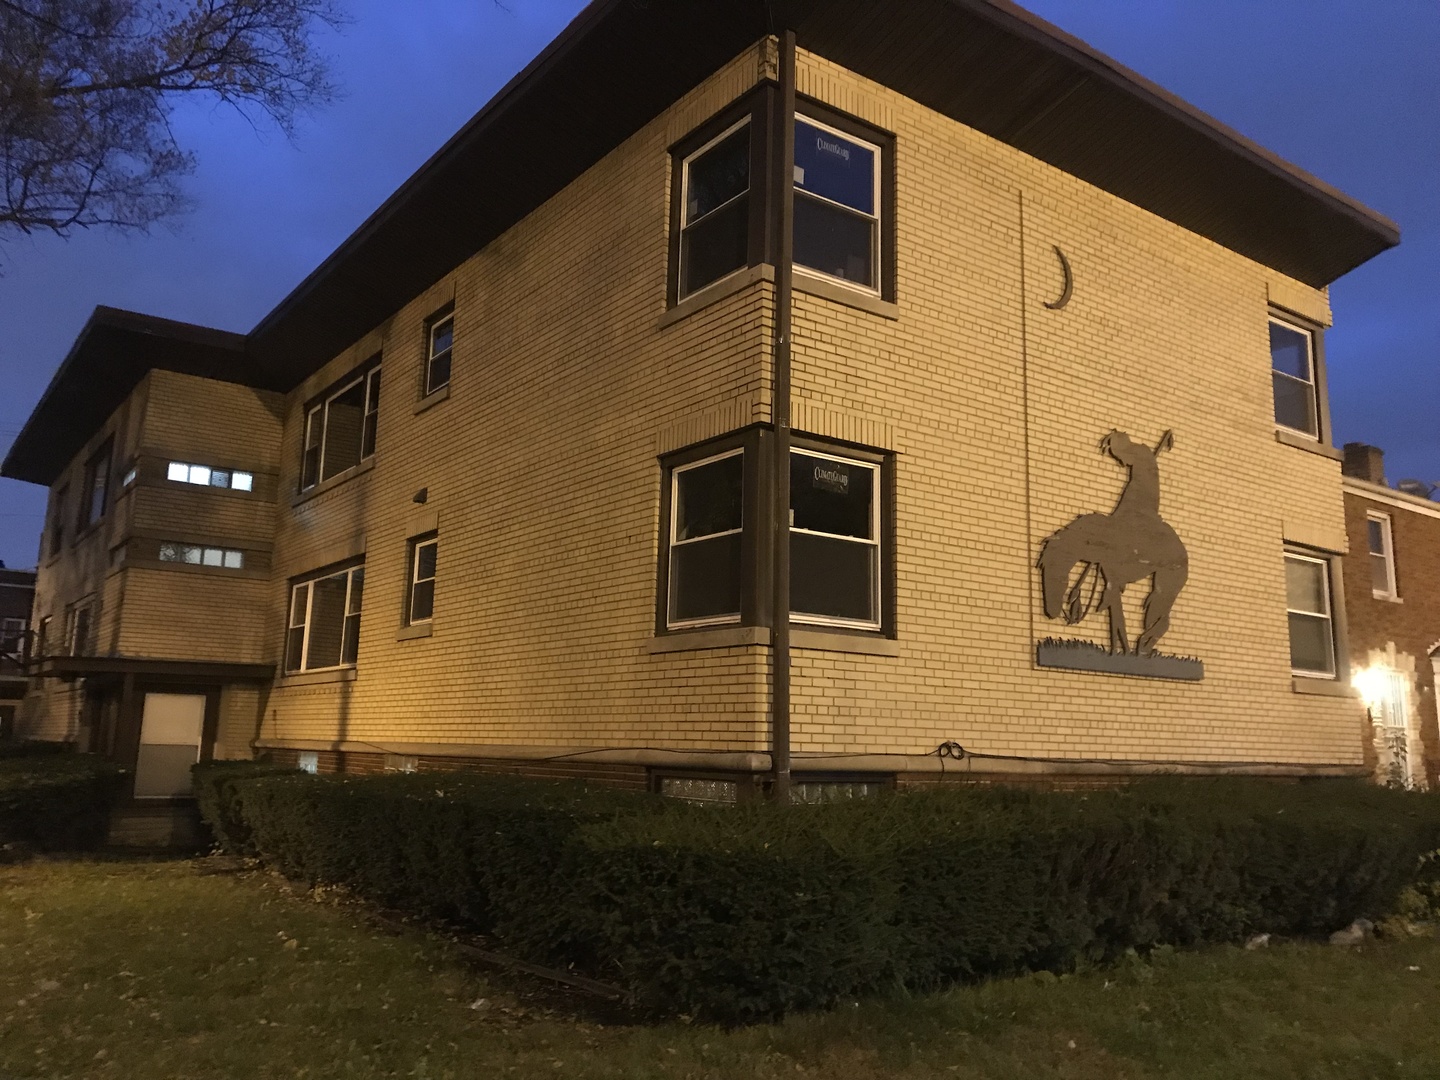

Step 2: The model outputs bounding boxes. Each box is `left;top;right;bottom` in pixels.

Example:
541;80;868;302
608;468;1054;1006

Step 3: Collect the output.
0;858;1437;1079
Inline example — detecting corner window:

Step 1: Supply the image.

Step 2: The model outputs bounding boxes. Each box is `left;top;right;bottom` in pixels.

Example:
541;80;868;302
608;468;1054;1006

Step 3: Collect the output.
793;116;881;292
79;440;112;530
790;449;881;628
425;308;454;396
1271;317;1319;438
667;449;745;628
678;120;752;298
1367;513;1397;599
301;362;380;491
285;563;364;672
159;543;244;569
167;462;254;492
66;605;91;658
407;535;438;624
1285;552;1335;678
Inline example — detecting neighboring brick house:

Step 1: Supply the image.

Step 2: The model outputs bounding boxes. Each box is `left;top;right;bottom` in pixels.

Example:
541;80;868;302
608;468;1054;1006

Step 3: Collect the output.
0;564;36;738
1341;443;1440;790
0;1;1401;800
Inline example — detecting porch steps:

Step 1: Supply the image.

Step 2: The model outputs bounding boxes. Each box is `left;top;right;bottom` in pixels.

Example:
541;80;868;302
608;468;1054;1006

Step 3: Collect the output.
107;803;207;851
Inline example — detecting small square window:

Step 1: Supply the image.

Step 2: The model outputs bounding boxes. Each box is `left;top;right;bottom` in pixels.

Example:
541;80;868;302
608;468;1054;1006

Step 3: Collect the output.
167;462;189;483
210;469;231;488
232;472;254;492
222;550;244;570
408;536;438;624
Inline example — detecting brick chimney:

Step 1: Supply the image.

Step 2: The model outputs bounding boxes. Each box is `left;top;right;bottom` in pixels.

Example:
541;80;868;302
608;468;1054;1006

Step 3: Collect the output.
1342;442;1386;485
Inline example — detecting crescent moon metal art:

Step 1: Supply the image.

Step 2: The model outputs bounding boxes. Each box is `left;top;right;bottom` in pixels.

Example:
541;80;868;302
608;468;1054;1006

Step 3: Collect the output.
1043;244;1073;310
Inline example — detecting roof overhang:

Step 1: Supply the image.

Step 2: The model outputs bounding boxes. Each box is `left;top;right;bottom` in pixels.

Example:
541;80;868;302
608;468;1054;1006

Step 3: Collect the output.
33;655;275;683
2;307;266;486
248;0;1398;385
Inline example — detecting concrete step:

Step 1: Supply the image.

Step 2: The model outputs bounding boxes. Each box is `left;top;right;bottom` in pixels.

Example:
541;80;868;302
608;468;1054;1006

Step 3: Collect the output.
107;803;207;851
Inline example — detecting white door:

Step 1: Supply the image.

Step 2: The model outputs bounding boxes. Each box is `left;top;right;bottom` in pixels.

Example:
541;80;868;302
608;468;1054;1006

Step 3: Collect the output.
1374;672;1418;790
134;693;206;798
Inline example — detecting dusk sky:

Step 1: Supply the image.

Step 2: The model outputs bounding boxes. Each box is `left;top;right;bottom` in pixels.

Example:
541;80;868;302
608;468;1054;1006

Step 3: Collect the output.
0;0;1435;570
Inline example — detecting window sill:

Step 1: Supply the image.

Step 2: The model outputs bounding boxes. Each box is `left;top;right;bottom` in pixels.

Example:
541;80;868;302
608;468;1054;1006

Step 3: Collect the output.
291;457;375;508
1274;430;1343;461
1291;676;1357;697
794;272;899;320
414;384;450;415
1372;592;1403;604
397;621;433;641
647;625;898;656
279;667;358;688
660;264;774;328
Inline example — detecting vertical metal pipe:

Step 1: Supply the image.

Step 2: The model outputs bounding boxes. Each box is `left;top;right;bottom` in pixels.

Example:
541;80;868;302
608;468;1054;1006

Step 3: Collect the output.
770;30;797;804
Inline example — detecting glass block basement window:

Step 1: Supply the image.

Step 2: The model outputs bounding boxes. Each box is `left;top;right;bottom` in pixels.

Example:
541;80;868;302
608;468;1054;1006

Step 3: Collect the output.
659;777;738;805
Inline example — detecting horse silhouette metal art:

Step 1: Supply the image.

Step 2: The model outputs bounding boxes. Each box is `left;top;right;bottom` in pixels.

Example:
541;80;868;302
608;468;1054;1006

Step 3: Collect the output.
1036;430;1198;679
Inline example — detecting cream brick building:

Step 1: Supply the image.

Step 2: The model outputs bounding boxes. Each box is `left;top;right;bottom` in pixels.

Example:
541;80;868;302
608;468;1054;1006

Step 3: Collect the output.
2;1;1400;801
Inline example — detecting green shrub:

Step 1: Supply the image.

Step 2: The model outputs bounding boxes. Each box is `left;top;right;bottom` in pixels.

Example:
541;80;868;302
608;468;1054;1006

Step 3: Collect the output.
192;760;303;854
213;771;1440;1024
0;753;125;851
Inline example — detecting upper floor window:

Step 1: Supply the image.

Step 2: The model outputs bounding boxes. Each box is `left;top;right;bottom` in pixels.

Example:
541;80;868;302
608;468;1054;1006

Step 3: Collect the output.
48;484;68;557
425;308;454;396
1285;551;1335;678
406;535;438;624
66;604;91;658
0;618;25;656
168;462;254;492
678;120;752;298
78;440;112;531
1367;512;1398;599
302;363;380;491
159;542;244;569
1270;316;1320;439
285;563;364;672
793;116;881;293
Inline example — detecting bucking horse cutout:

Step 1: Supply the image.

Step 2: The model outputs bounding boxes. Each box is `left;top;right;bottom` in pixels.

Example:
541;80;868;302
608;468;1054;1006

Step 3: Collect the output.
1037;429;1190;662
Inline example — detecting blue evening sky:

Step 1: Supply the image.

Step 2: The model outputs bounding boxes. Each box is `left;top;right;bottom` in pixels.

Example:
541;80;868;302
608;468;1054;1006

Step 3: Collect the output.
0;0;1434;568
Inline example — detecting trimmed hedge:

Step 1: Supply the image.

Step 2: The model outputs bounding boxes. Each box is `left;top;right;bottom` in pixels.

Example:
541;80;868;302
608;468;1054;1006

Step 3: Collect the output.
202;770;1440;1023
0;753;126;851
193;760;304;854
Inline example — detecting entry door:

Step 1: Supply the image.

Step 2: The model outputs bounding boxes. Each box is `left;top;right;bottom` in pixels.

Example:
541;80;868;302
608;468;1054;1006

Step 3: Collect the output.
134;693;206;798
1375;672;1418;790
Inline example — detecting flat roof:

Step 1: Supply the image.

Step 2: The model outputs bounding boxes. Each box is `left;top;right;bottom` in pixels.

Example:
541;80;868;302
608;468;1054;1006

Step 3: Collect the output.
5;0;1400;486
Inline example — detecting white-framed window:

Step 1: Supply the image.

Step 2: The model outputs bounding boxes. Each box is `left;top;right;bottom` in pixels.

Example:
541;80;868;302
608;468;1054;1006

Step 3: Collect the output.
407;535;438;624
1285;551;1336;678
167;462;254;492
425;310;453;396
158;542;244;569
301;365;381;490
1270;316;1319;438
793;115;882;293
667;448;745;628
790;448;881;629
1367;513;1398;599
66;605;91;658
79;440;112;529
121;465;137;488
285;564;364;672
677;118;752;299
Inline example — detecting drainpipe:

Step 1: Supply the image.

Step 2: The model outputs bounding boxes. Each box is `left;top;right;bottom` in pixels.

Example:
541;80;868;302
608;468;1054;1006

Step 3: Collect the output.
770;30;797;804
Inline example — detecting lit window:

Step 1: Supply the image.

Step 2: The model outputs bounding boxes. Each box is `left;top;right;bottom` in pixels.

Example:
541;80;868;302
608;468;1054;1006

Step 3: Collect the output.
167;462;254;491
158;542;244;569
789;449;881;629
121;466;137;488
667;450;744;628
1367;513;1397;599
1285;552;1336;678
297;751;319;774
793;116;881;291
1271;317;1319;438
231;471;253;492
677;120;751;298
301;363;381;491
426;310;453;396
407;536;438;624
285;564;364;672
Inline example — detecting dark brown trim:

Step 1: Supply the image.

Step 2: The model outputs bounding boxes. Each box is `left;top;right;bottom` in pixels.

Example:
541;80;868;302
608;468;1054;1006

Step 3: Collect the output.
37;656;274;682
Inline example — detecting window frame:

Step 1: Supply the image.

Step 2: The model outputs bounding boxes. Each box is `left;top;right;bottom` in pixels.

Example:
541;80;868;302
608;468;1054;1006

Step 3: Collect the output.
1285;550;1337;679
77;439;113;533
166;461;255;492
1366;511;1398;600
405;533;438;626
791;111;885;297
66;604;91;658
47;484;68;558
300;357;381;492
0;618;25;656
158;542;245;570
665;447;748;630
1269;311;1332;444
284;562;365;674
424;305;455;397
788;444;884;631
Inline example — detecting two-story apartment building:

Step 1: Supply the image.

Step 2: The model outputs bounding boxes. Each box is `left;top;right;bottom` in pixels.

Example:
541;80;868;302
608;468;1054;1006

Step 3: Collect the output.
2;0;1401;801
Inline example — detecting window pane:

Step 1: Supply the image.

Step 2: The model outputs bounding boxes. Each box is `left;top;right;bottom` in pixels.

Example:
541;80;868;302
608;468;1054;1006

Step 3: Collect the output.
675;454;743;540
181;546;202;565
167;462;188;482
410;580;435;623
348;568;365;615
416;541;437;582
795;193;875;287
794;119;875;215
1288;612;1334;674
321;380;366;480
1270;322;1311;380
223;550;243;569
681;194;749;295
210;469;231;488
306;574;349;668
430;318;453;357
791;452;873;539
232;472;254;492
341;613;361;665
201;548;223;567
791;532;876;624
1371;553;1392;594
285;627;305;672
427;350;451;394
1367;518;1385;555
289;584;308;628
685;126;749;223
188;465;211;486
1285;557;1326;615
669;533;742;624
1273;372;1316;435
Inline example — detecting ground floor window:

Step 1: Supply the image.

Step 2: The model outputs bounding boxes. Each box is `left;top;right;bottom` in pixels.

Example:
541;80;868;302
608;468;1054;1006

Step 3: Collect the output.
285;563;364;672
1285;551;1335;678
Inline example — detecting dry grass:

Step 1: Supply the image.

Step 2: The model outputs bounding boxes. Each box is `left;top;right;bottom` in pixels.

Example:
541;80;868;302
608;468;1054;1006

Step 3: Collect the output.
0;857;1437;1078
